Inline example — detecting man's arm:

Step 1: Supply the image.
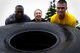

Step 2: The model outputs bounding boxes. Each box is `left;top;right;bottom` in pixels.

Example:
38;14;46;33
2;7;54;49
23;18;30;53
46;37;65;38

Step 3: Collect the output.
5;14;14;25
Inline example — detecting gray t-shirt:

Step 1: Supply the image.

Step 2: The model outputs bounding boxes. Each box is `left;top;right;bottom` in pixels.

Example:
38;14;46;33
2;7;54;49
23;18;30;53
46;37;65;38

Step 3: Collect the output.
5;14;31;25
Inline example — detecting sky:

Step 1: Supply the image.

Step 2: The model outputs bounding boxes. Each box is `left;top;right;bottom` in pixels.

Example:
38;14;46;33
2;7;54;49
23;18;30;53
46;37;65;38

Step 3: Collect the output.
0;0;80;26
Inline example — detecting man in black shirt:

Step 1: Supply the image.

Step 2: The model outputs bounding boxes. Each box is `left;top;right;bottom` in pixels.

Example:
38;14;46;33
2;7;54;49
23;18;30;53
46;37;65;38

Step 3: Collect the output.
5;5;31;25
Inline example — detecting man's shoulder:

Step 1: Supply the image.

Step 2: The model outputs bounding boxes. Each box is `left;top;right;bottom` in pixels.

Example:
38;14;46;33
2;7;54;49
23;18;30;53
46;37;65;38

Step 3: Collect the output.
6;14;15;20
50;14;58;18
66;12;76;20
50;14;58;20
50;14;59;22
23;14;31;19
7;14;15;19
5;14;15;25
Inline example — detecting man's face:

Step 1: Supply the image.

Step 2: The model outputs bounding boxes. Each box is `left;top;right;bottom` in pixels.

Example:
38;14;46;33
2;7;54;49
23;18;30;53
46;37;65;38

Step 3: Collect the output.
34;10;42;20
15;8;24;19
56;3;67;16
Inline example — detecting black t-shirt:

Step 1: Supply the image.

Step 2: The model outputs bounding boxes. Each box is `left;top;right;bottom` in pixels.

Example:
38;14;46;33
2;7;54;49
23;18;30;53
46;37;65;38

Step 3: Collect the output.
31;18;46;22
5;14;31;25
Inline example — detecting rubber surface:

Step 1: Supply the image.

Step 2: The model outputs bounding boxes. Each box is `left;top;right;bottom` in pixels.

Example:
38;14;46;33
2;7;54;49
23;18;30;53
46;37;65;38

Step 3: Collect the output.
0;22;80;53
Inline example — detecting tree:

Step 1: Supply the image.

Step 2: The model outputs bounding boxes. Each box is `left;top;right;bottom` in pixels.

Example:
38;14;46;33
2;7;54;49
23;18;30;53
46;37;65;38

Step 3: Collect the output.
44;0;56;21
76;20;80;29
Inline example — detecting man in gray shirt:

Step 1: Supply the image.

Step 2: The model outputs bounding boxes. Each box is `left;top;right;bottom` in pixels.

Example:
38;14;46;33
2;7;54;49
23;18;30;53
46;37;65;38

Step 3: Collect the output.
5;5;31;25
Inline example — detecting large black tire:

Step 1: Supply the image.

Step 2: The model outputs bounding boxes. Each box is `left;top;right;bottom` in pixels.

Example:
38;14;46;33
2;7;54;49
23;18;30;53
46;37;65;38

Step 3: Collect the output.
59;25;80;53
0;22;80;53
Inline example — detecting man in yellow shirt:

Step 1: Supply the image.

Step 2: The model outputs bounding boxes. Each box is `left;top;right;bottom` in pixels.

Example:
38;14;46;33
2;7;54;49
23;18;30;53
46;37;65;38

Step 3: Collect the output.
50;0;76;28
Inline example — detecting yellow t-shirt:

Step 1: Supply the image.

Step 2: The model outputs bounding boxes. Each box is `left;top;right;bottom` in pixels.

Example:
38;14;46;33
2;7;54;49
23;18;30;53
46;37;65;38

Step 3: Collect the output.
50;12;76;28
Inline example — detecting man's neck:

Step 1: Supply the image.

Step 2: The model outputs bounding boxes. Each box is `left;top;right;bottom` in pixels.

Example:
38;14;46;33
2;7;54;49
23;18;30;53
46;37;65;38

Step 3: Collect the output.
59;15;65;20
35;18;42;22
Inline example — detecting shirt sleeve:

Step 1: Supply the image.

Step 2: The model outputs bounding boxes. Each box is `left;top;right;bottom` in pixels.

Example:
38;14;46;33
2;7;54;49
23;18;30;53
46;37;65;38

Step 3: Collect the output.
5;14;14;25
50;15;54;23
72;20;76;28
